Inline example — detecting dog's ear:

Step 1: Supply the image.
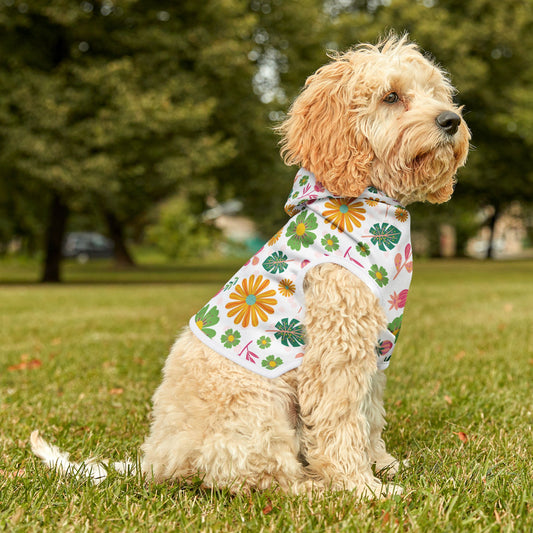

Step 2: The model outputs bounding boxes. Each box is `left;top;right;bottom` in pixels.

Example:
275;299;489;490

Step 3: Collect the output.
278;57;374;198
427;181;456;204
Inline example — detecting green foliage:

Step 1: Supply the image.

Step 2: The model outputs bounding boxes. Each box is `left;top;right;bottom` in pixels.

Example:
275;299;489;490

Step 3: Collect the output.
2;0;533;265
146;196;220;260
1;1;248;188
410;200;481;257
0;0;329;263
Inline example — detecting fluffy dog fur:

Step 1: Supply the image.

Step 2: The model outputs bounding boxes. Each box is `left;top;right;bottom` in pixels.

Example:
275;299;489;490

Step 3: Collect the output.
32;35;470;498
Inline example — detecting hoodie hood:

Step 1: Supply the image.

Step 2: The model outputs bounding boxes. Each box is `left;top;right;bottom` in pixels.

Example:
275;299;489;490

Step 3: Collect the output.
284;169;405;217
284;169;333;217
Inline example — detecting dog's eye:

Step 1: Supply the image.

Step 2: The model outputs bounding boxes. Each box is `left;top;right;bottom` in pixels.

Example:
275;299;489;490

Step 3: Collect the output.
383;92;399;104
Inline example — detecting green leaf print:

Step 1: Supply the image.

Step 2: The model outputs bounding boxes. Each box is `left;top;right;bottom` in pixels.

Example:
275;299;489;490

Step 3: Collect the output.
274;318;305;347
262;251;289;274
369;223;402;251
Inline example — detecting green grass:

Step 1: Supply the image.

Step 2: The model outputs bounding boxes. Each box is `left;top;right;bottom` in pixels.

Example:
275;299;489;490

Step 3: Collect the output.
1;258;532;532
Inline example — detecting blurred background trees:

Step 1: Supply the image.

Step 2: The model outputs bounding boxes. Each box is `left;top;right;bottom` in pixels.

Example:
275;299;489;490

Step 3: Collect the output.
0;0;532;281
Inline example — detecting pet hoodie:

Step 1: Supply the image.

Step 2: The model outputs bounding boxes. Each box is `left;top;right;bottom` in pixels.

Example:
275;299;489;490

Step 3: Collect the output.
190;168;413;378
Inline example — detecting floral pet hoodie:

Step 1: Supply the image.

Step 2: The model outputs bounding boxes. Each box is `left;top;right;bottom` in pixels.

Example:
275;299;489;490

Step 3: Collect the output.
190;169;413;378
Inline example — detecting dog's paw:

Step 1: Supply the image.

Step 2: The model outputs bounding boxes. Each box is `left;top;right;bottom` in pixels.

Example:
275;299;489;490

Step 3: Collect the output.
357;479;404;499
381;482;404;497
375;455;409;479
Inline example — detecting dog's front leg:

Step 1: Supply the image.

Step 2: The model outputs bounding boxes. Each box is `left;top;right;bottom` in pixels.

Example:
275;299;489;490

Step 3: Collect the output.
366;370;405;478
298;263;401;497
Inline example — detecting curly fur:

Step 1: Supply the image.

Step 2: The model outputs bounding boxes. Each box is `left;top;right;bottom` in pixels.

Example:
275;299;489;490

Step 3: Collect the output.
278;35;469;204
31;34;469;498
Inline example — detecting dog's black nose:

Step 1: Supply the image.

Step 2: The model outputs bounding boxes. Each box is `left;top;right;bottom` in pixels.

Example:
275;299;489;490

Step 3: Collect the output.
436;111;461;136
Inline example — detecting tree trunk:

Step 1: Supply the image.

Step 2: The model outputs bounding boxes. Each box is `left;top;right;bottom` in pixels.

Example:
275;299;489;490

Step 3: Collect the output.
486;202;500;259
104;211;136;267
41;193;69;283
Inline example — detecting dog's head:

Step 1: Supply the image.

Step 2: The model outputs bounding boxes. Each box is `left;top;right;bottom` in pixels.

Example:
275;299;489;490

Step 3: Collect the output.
278;35;470;205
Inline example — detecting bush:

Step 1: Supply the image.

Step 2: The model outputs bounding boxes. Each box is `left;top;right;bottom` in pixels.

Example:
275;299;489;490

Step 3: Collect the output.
146;196;221;260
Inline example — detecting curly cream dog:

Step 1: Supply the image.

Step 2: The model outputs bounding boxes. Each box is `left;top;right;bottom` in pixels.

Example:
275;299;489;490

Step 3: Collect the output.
32;35;469;497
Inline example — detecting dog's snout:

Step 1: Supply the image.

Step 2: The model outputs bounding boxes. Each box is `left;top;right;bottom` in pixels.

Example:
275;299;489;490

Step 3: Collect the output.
435;111;461;136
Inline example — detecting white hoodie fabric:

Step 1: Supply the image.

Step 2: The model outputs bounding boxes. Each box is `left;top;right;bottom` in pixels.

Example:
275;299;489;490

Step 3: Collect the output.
190;169;413;378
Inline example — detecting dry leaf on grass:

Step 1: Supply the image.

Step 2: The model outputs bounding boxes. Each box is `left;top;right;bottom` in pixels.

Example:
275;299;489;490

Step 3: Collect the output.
7;358;42;371
262;500;273;515
381;511;400;526
109;388;124;395
454;431;468;443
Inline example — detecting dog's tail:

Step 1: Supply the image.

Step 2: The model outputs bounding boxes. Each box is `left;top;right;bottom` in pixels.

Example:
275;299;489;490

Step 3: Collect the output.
30;430;136;484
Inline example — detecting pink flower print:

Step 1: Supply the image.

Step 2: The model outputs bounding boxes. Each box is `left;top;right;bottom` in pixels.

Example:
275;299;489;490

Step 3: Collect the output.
388;289;409;311
377;340;393;357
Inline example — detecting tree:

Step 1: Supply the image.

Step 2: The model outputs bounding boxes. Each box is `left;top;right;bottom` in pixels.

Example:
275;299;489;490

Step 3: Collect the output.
0;1;252;280
196;0;328;236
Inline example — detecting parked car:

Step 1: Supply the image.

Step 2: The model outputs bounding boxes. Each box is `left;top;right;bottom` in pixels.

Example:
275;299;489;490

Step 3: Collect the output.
62;232;114;263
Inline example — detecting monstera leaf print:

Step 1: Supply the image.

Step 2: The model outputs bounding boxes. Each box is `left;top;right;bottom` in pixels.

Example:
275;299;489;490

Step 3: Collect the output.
273;318;305;347
368;223;402;251
262;251;289;274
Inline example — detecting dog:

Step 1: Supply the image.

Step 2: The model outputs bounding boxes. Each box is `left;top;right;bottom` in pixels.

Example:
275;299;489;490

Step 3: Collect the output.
31;34;470;498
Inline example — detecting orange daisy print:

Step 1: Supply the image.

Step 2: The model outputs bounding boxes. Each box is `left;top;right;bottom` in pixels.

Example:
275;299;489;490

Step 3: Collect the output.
322;198;366;232
267;228;283;246
395;207;408;222
226;274;277;327
364;197;380;207
278;278;296;297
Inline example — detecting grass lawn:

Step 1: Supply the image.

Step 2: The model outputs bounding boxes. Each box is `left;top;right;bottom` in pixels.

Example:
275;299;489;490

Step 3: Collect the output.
1;258;532;532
